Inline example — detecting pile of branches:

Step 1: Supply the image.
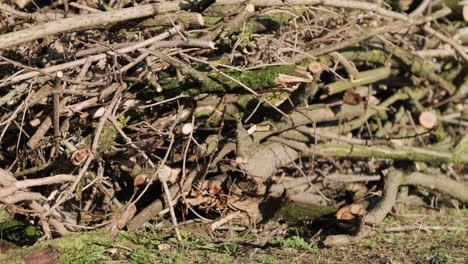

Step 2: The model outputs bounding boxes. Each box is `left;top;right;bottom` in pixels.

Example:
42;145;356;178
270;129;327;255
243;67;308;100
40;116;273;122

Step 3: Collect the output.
0;0;467;256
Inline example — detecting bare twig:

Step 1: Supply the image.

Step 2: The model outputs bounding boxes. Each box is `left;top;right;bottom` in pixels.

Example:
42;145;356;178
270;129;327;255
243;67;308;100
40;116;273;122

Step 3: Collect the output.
0;26;182;86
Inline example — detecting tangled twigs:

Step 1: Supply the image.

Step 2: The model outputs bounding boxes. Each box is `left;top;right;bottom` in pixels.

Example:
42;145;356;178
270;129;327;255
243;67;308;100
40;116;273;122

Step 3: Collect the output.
0;0;466;255
0;169;71;235
0;4;160;49
423;25;468;62
0;26;183;86
43;83;126;218
0;55;105;87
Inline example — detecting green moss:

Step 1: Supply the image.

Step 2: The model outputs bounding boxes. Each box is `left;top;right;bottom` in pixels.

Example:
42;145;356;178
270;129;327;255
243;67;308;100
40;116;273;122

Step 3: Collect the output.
204;112;244;127
237;94;257;110
62;244;109;264
0;230;113;263
252;256;281;264
194;105;217;117
160;65;306;95
0;218;38;246
203;16;223;27
273;202;335;222
256;12;294;30
79;122;118;153
128;249;155;263
424;248;464;263
447;208;468;217
238;24;254;48
263;91;289;105
270;235;318;253
0;204;13;223
453;135;468;163
214;65;299;90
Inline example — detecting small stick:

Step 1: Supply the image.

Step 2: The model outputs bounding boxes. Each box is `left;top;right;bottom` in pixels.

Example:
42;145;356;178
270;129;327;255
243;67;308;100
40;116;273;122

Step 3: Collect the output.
52;72;63;156
379;225;467;233
160;173;182;242
69;2;101;13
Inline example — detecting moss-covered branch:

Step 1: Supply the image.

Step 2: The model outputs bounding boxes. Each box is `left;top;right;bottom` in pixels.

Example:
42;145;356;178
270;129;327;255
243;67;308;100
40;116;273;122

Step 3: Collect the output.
159;65;308;95
324;67;391;95
280;140;468;164
323;46;456;94
0;230;113;263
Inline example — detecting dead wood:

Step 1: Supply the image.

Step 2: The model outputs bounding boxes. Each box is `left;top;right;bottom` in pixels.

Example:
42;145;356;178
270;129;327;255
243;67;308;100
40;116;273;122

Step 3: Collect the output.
0;0;466;256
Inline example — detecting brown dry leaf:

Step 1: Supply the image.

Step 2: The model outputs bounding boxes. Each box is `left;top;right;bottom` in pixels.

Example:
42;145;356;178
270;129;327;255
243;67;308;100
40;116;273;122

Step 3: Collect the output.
185;175;229;211
92;107;106;119
343;90;362;105
211;197;263;230
22;246;60;264
185;196;210;207
194;175;227;195
158;165;180;184
0;240;16;253
123;99;143;110
51;41;65;54
228;197;262;226
70;148;92;165
133;174;147;186
204;175;226;194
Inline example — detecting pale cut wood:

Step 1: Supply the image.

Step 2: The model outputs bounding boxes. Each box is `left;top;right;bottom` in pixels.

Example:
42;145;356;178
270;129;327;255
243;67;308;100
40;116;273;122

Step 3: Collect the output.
307;61;322;73
419;111;438;129
464;5;468;22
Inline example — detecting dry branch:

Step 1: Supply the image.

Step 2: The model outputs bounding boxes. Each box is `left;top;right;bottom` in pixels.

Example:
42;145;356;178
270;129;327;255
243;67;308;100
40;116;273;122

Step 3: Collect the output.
0;3;185;50
214;0;409;20
0;0;466;251
0;26;182;85
379;225;468;232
